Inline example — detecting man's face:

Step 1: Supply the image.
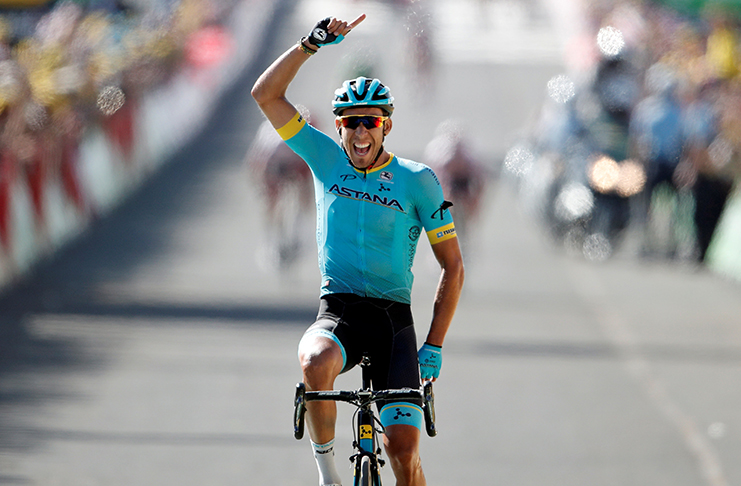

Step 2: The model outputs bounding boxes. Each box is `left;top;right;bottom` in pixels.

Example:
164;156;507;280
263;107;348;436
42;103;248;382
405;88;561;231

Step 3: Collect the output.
335;107;392;170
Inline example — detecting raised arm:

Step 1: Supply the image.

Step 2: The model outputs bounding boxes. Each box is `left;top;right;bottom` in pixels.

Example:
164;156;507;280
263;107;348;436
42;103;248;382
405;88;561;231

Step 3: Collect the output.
251;15;366;129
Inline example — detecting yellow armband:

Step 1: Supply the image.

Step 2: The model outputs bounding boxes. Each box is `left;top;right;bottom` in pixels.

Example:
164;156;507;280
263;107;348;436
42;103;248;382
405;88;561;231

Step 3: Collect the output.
427;223;457;244
276;111;306;141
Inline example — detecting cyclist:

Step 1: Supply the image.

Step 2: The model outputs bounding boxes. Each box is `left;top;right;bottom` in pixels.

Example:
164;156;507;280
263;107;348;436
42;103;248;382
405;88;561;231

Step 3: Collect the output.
423;119;487;242
245;116;314;270
251;15;464;486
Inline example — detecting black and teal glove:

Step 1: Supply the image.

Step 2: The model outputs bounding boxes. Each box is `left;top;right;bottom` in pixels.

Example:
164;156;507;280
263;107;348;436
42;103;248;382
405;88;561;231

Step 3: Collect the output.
418;343;442;380
307;17;345;47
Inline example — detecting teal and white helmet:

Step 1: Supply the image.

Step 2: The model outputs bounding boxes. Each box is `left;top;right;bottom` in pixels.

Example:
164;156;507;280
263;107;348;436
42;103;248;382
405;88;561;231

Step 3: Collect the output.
332;77;394;116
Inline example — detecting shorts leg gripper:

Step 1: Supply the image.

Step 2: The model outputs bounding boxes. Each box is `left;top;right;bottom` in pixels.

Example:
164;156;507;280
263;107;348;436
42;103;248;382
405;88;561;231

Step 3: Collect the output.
380;402;423;430
299;328;347;370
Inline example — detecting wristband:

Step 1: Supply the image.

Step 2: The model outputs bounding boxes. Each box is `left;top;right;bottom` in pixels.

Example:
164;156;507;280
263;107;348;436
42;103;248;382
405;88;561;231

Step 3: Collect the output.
298;37;317;55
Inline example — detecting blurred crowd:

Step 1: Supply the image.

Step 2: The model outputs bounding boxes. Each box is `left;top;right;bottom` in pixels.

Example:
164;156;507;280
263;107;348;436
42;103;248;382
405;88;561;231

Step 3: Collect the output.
0;0;236;254
514;0;741;264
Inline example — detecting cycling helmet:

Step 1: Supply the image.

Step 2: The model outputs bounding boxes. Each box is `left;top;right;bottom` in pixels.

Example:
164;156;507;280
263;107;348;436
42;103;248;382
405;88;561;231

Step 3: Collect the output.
332;76;394;116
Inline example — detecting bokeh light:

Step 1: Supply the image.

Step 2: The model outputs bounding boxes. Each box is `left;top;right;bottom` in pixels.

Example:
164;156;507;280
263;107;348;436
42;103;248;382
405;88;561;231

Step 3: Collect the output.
616;159;646;197
597;26;625;57
547;74;576;104
588;155;620;193
554;182;594;222
504;145;534;177
97;86;125;116
583;233;612;261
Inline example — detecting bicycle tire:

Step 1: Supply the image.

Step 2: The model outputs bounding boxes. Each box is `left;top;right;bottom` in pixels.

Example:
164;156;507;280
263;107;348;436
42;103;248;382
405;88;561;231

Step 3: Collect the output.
359;455;372;486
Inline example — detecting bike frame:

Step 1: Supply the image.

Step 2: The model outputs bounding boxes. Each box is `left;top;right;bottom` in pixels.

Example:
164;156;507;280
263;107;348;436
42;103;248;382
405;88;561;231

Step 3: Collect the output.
293;355;436;486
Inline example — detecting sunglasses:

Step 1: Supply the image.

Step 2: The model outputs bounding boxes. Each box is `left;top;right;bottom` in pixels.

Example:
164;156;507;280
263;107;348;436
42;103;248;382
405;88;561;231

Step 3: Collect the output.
338;115;388;130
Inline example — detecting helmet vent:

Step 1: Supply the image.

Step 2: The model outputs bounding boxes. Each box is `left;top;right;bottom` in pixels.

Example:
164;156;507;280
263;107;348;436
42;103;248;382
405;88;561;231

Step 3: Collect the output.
332;76;395;116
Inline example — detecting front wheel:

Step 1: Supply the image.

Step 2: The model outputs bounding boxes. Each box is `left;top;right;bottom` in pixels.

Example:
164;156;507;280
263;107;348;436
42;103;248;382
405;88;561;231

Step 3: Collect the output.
358;455;372;486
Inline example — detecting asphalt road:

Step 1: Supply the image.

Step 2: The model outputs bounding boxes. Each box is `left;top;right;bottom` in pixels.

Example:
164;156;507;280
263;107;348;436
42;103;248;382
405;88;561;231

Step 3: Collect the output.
2;1;741;485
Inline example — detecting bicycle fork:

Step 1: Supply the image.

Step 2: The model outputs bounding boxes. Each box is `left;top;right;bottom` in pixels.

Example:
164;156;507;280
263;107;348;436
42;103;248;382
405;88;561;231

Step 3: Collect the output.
352;407;382;486
352;356;383;486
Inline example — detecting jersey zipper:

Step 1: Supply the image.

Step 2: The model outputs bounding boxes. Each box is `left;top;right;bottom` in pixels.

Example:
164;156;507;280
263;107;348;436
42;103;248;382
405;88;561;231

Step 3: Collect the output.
357;172;369;294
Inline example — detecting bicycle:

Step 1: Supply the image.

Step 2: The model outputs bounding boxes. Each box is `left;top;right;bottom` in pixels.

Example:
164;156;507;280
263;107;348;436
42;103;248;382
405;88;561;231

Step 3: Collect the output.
293;354;437;486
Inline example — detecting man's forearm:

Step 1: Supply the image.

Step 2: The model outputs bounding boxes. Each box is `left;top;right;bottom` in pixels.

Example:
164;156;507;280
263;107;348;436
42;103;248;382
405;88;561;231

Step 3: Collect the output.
425;258;464;347
251;42;312;127
251;16;363;128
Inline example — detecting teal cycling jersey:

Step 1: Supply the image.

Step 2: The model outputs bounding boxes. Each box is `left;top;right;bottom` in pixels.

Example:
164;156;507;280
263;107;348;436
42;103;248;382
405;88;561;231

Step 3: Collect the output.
277;111;456;304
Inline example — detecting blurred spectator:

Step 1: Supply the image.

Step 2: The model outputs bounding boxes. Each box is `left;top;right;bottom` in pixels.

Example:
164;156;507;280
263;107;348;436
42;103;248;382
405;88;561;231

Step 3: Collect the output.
628;61;685;256
591;53;641;159
706;14;739;80
630;63;685;180
680;79;734;262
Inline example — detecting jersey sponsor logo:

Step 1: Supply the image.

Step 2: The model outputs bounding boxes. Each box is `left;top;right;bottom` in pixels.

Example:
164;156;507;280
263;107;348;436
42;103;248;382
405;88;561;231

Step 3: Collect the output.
379;183;391;192
436;227;456;239
391;407;412;421
409;226;421;241
328;184;405;212
427;222;457;244
340;174;357;181
431;200;454;220
380;171;394;181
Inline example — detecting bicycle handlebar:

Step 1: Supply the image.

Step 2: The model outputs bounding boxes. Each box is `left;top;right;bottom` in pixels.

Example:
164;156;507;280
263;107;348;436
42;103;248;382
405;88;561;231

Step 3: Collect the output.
294;382;437;439
304;388;424;404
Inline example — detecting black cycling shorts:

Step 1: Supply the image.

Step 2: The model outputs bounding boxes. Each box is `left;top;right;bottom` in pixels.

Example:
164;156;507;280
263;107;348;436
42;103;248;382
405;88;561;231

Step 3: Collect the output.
302;293;422;409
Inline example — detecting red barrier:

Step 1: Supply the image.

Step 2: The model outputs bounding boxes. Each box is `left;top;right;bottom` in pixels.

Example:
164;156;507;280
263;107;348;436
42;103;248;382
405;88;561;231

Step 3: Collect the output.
24;147;46;227
0;151;16;249
103;99;136;162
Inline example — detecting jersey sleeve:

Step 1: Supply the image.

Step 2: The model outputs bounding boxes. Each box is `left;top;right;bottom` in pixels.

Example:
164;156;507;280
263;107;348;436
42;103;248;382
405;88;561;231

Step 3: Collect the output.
275;111;343;179
412;164;457;245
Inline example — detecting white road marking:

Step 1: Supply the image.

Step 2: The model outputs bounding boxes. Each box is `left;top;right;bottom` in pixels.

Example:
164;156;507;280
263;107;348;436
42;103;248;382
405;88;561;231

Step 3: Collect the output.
568;264;729;486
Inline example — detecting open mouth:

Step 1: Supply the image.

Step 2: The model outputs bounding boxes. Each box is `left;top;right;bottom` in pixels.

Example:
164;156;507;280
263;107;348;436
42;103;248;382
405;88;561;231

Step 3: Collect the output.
354;142;371;157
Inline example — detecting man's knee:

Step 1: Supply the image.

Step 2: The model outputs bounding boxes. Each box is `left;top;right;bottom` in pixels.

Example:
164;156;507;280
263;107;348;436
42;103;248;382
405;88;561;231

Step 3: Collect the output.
298;334;343;387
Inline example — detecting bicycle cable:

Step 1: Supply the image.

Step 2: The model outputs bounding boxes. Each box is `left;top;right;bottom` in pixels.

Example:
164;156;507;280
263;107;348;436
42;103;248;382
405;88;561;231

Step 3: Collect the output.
351;403;387;446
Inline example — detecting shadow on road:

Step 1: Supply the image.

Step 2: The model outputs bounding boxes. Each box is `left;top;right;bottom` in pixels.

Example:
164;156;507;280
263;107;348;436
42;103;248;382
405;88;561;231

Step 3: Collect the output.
0;0;298;459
